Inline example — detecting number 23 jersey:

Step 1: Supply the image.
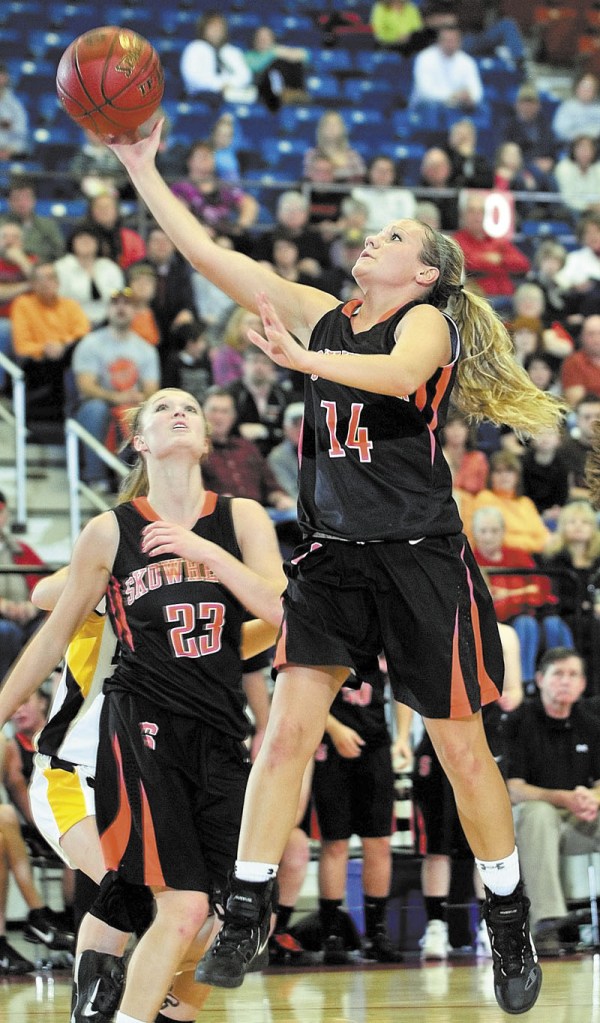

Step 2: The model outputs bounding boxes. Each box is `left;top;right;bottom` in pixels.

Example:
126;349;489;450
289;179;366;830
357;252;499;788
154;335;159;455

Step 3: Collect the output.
298;299;463;542
106;492;248;739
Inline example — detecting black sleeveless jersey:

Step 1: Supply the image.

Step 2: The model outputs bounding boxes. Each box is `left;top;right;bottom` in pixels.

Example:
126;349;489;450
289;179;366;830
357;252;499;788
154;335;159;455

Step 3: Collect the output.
106;493;249;739
297;299;463;542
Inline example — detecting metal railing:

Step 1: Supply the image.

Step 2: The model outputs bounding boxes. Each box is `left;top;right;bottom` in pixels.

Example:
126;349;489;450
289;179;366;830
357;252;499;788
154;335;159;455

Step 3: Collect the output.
65;418;128;548
0;352;27;533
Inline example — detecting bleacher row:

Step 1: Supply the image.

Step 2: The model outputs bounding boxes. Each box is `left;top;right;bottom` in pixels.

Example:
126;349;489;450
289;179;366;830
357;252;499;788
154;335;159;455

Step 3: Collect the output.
0;0;578;255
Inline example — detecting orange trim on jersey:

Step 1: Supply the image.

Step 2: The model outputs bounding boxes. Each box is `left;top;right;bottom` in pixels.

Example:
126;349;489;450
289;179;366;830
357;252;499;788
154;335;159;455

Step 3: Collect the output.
450;609;472;718
139;781;166;887
341;299;410;325
100;735;132;870
450;547;501;718
133;491;218;522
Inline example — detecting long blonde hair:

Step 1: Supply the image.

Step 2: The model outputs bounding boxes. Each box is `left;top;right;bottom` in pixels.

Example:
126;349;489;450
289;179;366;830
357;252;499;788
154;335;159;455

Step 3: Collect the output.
545;499;600;560
419;225;567;435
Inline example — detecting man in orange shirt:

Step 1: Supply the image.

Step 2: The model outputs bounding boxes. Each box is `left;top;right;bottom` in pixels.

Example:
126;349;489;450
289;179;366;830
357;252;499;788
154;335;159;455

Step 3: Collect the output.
10;262;90;421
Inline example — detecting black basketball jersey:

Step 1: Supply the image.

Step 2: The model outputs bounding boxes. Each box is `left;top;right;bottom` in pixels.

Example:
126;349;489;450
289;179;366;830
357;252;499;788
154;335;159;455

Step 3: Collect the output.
297;299;463;542
106;493;249;739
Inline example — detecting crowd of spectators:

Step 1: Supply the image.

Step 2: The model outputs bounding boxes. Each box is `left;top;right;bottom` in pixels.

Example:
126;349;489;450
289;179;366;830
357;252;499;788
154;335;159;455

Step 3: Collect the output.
5;0;600;965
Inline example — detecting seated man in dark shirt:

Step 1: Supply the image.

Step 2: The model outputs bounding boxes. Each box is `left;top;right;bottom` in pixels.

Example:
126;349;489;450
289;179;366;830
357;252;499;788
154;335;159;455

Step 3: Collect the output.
503;647;600;955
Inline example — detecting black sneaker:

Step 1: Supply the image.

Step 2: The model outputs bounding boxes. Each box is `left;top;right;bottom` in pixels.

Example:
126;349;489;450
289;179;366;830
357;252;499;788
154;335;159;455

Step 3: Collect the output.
322;933;350;965
482;883;542;1015
23;908;75;952
0;936;34;975
194;876;277;989
71;950;126;1023
363;929;404;963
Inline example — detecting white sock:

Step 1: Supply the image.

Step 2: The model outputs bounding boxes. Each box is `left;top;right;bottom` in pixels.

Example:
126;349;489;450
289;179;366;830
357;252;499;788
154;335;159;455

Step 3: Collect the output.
115;1013;145;1023
235;861;279;882
475;846;520;897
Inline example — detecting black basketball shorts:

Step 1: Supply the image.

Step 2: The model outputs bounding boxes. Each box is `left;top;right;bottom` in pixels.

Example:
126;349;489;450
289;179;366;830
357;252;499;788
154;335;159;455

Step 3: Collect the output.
273;534;504;719
96;689;249;892
312;742;394;841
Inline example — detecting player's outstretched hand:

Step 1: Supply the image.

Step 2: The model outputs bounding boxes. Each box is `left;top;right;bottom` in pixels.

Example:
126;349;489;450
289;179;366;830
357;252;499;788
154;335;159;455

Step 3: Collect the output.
248;292;310;373
108;118;164;171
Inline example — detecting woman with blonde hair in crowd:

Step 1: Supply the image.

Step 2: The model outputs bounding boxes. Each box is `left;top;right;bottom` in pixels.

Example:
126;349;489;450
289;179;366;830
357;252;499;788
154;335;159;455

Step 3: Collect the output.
211;305;262;386
303;110;366;184
107;120;568;1013
543;499;600;695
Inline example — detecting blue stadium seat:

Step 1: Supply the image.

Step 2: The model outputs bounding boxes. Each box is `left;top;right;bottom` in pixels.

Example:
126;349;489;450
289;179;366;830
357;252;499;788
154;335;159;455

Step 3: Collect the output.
342;77;394;105
36;92;62;125
306;75;340;102
521;219;574;239
103;7;153;29
278;105;323;135
3;0;44;26
36;198;87;219
0;29;26;60
311;48;354;75
259;137;306;178
267;14;322;47
47;4;99;33
158;9;196;37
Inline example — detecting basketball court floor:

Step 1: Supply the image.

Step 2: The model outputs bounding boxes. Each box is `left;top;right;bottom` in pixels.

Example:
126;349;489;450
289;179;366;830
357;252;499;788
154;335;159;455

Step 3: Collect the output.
0;952;598;1023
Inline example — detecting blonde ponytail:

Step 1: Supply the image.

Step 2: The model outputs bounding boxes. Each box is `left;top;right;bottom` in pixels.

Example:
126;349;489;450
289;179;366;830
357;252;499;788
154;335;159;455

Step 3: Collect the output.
419;226;567;436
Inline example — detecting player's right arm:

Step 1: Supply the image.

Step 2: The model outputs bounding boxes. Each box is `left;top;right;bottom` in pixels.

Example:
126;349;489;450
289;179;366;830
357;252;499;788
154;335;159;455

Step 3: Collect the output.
109;122;338;346
0;513;118;726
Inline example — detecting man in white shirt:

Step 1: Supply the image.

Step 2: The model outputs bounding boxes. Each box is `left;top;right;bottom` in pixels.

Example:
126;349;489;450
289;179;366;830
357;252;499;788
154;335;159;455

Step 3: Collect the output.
410;26;483;112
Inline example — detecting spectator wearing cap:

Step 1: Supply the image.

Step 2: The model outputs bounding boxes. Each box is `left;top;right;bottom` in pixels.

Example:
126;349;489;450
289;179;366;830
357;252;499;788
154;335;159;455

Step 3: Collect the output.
0;491;46;681
127;262;160;347
0;62;28;160
10;263;90;420
268;402;304;502
501;84;558;177
71;288;160;491
161;319;214;405
54;225;124;327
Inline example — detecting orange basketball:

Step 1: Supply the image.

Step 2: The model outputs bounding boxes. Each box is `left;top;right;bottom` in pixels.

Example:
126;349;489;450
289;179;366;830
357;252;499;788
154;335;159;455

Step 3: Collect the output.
56;26;164;140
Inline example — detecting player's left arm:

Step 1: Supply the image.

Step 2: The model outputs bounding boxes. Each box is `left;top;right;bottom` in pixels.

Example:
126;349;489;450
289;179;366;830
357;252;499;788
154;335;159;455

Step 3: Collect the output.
249;294;451;397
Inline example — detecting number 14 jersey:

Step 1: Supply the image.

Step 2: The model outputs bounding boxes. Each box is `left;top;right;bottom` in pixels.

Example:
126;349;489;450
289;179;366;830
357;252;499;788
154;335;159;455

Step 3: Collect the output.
298;299;463;543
